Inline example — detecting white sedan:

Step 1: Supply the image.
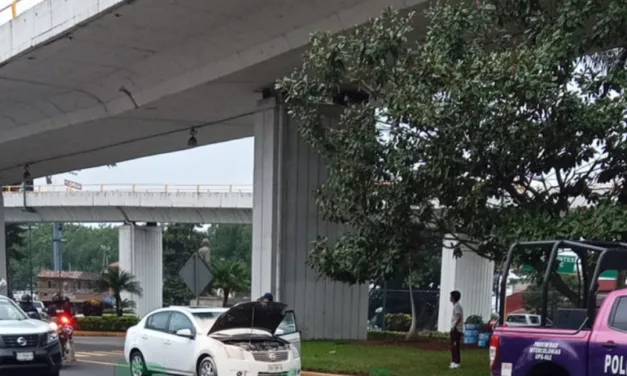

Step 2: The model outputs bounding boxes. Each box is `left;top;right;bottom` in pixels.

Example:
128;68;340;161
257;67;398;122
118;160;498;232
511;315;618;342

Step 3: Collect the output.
124;302;301;376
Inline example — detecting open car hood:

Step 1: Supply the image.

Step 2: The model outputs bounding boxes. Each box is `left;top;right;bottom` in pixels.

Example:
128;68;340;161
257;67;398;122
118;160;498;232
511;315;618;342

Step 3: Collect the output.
208;301;287;335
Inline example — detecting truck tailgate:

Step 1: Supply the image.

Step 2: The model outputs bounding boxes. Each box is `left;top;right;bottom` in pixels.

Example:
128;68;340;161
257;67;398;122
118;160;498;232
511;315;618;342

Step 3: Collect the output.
491;327;590;376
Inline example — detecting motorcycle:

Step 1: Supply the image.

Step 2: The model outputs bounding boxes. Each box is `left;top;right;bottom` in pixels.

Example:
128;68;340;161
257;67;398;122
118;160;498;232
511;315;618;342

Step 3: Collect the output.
54;314;76;363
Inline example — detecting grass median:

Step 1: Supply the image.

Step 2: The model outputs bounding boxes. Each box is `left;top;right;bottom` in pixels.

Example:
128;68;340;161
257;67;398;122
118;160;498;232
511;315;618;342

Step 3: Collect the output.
301;341;488;376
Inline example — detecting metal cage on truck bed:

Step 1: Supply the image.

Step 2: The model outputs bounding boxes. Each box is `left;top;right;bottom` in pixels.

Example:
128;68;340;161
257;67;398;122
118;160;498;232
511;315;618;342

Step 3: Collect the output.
498;240;627;328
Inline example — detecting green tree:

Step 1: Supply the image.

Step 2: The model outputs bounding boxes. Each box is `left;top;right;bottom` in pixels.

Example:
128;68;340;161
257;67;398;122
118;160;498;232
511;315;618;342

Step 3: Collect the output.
9;224;119;290
523;275;582;315
208;224;252;269
209;258;250;307
162;224;203;305
99;267;142;316
277;1;627;307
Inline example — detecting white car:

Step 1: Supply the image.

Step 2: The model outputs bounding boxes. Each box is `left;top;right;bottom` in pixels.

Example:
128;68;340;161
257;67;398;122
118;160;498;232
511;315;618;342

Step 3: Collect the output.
124;302;301;376
505;313;552;327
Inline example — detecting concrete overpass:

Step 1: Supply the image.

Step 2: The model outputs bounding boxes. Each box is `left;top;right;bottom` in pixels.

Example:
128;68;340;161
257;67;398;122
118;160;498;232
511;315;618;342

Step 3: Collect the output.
0;0;432;339
2;184;252;223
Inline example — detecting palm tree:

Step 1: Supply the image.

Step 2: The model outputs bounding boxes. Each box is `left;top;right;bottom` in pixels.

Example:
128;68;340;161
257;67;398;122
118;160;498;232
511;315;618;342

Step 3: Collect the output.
99;267;143;316
210;259;250;307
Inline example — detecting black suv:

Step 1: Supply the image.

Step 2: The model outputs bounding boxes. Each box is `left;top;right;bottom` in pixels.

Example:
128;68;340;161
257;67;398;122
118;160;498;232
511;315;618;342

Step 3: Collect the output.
0;296;62;376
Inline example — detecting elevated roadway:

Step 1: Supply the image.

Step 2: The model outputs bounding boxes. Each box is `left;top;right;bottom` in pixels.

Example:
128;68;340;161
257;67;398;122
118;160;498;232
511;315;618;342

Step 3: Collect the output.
2;184;253;223
0;0;427;184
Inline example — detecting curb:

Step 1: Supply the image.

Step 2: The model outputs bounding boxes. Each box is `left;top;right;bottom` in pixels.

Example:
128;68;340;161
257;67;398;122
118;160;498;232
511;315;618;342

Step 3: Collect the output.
75;331;126;337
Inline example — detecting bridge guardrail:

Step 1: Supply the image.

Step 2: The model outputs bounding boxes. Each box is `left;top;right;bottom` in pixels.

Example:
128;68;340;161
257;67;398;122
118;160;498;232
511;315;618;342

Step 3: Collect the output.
2;184;253;194
0;0;41;24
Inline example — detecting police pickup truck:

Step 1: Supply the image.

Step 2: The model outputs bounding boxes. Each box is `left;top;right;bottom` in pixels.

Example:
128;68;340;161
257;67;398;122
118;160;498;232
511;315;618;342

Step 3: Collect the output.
490;240;627;376
0;294;62;375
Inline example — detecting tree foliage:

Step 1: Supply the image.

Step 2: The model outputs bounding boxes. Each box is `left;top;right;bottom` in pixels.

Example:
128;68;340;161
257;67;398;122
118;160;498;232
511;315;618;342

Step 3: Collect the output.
162;224;204;306
209;258;250;307
277;0;627;301
98;267;143;317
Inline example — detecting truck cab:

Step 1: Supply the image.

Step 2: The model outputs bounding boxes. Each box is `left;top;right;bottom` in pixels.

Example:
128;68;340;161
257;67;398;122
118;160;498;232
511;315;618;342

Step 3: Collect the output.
490;240;627;376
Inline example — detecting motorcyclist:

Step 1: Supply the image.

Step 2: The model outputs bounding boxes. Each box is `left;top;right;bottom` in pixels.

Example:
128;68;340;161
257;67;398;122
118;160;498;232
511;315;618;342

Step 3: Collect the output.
19;294;41;319
58;297;76;362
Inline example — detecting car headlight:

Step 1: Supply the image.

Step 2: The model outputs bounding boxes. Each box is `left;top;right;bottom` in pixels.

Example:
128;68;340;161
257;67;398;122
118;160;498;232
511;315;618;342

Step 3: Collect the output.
49;322;58;332
47;331;59;344
290;345;300;359
224;345;246;360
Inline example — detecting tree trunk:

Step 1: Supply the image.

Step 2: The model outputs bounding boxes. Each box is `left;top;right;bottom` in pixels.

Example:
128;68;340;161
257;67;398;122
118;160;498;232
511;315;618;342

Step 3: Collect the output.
406;279;419;340
115;292;123;317
222;289;230;307
617;271;627;289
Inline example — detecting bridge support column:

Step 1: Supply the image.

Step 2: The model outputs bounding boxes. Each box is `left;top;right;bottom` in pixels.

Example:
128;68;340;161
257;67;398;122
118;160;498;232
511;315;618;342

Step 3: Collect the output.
0;194;6;296
252;97;368;340
437;234;494;331
118;224;163;317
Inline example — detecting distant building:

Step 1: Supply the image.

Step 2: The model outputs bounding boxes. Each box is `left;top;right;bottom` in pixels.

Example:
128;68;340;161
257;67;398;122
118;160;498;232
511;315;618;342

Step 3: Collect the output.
37;270;105;303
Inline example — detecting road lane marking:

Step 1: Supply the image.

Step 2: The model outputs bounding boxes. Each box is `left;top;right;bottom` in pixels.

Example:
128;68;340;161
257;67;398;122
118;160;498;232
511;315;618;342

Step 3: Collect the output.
77;359;127;367
75;350;124;357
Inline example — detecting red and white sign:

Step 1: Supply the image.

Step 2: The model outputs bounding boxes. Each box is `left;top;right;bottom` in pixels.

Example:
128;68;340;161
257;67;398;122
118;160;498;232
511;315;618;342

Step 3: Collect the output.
64;179;82;190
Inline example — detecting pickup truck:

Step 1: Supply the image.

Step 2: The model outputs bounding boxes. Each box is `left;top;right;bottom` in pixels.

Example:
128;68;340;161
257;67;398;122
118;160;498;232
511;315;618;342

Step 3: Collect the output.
491;239;627;376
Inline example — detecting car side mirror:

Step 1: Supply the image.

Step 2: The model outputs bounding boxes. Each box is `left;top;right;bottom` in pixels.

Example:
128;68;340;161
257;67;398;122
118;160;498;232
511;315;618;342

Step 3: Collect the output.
176;328;194;339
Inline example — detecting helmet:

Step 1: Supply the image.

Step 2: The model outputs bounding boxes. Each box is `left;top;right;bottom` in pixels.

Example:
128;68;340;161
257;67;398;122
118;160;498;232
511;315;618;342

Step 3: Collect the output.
263;293;274;302
21;294;31;303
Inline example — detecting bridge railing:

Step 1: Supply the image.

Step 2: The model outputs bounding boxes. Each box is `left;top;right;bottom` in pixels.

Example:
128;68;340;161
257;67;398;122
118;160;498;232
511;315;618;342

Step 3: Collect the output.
2;184;253;194
0;0;41;25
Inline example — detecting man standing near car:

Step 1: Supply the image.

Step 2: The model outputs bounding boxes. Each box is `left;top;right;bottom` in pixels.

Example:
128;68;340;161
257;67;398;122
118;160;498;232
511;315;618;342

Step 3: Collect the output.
450;290;463;369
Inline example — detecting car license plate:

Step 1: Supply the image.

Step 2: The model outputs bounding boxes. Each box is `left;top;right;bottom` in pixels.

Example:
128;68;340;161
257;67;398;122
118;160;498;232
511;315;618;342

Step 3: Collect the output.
268;364;283;372
16;352;34;361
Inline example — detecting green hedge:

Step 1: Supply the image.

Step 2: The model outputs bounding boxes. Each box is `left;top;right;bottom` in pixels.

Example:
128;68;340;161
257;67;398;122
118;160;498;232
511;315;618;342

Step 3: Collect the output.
384;313;412;332
77;315;139;332
367;330;450;343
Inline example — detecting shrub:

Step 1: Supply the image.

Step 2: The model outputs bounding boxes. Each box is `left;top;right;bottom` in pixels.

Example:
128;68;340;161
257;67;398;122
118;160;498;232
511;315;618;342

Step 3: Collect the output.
465;315;483;325
384;313;411;332
77;315;139;332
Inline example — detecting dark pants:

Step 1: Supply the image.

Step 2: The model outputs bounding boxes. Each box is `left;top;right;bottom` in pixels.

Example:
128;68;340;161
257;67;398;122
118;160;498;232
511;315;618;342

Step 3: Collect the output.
450;329;462;364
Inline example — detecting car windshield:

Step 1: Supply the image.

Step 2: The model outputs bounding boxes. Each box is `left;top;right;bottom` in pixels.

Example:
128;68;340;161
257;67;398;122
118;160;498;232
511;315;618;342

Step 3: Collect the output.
0;300;27;320
192;311;224;331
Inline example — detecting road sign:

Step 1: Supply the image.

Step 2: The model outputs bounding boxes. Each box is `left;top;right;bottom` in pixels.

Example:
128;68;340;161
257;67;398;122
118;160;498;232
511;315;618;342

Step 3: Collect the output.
64;179;82;190
178;253;213;297
521;254;577;274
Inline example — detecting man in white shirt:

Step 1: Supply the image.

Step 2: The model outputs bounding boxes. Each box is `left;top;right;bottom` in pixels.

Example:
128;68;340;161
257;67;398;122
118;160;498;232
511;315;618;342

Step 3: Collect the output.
450;290;464;369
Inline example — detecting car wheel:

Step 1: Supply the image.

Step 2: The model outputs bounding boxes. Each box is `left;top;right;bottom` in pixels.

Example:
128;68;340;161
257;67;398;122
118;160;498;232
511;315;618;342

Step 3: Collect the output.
130;350;150;376
197;356;217;376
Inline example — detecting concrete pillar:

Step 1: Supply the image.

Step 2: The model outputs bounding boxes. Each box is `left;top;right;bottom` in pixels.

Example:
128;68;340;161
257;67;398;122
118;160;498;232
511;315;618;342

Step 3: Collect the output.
437;234;494;331
118;224;163;317
0;194;6;296
252;97;369;340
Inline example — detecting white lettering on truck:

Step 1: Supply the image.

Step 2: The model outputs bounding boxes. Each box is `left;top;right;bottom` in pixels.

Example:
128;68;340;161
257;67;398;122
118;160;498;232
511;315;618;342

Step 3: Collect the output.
530;341;561;361
605;355;627;375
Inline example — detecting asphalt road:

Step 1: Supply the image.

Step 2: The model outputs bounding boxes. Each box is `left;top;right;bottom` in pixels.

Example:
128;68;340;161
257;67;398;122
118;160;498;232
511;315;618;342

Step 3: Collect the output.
62;337;127;376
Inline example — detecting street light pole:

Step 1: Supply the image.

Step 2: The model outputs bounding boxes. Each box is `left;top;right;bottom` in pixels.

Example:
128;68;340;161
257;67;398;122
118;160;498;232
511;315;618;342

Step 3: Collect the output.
28;225;32;296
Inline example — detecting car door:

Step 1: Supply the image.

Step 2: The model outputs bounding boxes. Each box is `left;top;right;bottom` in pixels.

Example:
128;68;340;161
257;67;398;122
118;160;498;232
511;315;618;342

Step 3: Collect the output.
276;311;301;354
166;312;197;374
589;296;627;375
142;311;172;372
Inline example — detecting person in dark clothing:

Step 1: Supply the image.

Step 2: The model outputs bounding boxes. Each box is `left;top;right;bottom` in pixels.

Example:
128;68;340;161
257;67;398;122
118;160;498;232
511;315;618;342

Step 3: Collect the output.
19;294;41;319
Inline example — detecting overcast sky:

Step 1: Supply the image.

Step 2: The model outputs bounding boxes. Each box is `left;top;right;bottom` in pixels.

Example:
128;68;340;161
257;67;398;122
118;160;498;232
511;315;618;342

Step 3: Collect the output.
33;137;254;188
